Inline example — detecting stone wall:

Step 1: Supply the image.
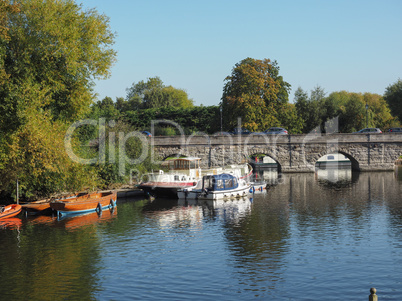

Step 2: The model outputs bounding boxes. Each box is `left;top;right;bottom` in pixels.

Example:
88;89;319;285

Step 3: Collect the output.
150;133;402;172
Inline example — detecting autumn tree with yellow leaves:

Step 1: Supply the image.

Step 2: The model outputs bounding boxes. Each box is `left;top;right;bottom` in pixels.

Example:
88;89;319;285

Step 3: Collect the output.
221;57;302;133
0;0;116;199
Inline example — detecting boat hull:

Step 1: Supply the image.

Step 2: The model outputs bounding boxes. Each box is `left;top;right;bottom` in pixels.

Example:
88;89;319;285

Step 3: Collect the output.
21;192;92;215
138;181;198;198
50;191;117;217
0;204;22;219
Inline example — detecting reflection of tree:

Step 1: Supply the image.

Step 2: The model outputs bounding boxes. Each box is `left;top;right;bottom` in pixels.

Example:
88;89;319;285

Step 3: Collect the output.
0;223;102;300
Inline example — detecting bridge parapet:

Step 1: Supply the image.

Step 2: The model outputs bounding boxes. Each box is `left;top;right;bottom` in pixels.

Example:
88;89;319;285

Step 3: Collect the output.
150;133;402;172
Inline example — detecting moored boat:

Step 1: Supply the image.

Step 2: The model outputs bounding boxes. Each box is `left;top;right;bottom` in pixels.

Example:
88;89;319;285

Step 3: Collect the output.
0;204;22;219
137;157;202;198
138;156;253;198
50;191;117;217
178;173;251;200
21;192;93;215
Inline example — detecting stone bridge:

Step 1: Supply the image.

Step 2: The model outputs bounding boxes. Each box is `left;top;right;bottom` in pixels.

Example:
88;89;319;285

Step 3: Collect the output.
149;133;402;172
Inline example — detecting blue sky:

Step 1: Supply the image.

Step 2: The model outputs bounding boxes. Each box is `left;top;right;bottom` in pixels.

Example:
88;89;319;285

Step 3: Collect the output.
81;0;402;106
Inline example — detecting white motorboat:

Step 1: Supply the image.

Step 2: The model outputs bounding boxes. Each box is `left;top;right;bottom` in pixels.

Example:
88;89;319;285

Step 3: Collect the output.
178;173;251;200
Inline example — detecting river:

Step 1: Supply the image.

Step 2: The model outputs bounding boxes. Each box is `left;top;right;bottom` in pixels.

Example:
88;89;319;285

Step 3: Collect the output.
1;168;401;300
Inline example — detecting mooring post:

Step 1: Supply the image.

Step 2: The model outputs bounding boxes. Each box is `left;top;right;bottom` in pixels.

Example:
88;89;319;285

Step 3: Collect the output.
369;288;378;301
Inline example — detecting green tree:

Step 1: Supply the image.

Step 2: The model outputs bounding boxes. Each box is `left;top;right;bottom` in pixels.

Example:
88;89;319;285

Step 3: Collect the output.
294;86;325;132
363;92;397;130
221;57;291;131
0;0;116;198
326;91;395;133
277;103;303;134
384;79;402;123
91;96;120;120
126;77;194;109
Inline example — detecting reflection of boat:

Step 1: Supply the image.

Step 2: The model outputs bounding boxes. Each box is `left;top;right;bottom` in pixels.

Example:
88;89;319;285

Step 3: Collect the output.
178;173;251;200
61;207;117;229
0;217;22;229
50;191;117;217
315;167;352;183
249;181;267;193
29;215;56;226
0;204;22;219
21;192;93;215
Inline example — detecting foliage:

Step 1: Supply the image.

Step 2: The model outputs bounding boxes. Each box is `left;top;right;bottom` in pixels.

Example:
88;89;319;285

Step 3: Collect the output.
384;79;402;123
124;106;220;135
276;103;303;134
296;88;397;133
221;57;292;131
125;76;194;109
294;86;326;133
1;108;100;199
0;0;116;199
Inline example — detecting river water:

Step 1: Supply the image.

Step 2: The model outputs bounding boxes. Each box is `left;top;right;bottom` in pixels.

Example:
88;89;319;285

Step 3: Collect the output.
1;168;402;300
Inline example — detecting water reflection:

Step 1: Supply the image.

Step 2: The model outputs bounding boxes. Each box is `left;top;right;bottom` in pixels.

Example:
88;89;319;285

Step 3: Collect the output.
0;217;22;230
315;167;360;190
1;168;402;300
253;167;279;185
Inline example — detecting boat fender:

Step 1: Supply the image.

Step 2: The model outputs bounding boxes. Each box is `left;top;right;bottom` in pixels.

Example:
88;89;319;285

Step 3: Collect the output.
96;202;102;213
109;199;115;208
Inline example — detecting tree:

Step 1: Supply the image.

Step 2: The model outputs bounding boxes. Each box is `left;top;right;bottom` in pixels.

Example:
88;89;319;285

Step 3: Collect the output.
363;92;397;130
221;58;291;131
0;0;116;198
384;79;402;123
294;86;325;133
339;93;365;133
126;77;194;109
325;91;395;133
91;96;120;120
277;103;303;134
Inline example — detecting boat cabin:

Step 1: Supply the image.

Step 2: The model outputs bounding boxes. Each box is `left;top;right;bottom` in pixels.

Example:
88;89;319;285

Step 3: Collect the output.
162;157;201;170
202;174;239;192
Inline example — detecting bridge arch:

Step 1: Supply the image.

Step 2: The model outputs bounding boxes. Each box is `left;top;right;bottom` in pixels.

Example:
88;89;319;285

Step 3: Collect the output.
314;150;359;171
248;153;282;173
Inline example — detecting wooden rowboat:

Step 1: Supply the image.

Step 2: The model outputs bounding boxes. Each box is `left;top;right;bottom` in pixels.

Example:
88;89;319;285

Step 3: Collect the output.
21;192;92;215
50;191;117;217
0;204;22;220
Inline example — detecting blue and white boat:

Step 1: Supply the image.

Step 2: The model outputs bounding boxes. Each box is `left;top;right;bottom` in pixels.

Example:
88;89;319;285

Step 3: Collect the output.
178;173;251;200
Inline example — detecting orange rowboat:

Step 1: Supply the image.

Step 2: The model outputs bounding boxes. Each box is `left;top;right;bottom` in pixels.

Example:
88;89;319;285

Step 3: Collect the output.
21;192;93;215
0;204;22;220
50;191;117;217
